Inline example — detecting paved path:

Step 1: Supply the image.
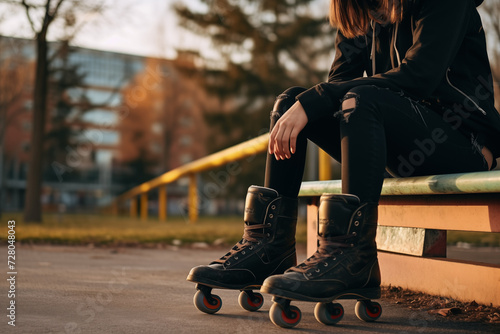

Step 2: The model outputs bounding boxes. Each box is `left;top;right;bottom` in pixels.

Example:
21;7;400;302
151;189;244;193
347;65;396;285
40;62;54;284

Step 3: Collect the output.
1;245;498;333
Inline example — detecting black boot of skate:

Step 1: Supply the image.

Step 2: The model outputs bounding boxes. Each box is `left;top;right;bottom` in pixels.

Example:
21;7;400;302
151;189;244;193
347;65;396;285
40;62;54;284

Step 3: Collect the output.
261;194;381;327
187;185;298;313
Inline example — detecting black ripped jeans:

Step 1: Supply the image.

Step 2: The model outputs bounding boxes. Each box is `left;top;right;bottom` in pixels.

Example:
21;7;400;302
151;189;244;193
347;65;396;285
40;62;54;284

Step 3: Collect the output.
264;85;489;203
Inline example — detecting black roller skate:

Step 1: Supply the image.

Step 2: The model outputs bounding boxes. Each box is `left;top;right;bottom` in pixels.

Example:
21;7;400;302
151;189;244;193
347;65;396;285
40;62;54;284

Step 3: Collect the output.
186;185;298;314
261;194;382;328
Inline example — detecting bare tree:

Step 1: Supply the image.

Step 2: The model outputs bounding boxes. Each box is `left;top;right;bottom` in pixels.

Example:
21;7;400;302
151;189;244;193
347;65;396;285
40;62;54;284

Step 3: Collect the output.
0;0;107;222
22;0;67;222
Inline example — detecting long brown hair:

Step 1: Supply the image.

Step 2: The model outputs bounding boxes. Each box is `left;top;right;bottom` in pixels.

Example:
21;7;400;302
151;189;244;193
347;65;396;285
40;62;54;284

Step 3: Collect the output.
329;0;404;38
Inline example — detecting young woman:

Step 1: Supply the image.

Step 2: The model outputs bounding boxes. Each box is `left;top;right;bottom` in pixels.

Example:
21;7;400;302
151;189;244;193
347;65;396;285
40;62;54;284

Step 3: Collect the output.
188;0;500;314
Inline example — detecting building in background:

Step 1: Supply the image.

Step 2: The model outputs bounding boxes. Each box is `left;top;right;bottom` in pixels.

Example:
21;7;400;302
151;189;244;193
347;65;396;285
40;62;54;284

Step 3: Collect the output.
1;36;209;213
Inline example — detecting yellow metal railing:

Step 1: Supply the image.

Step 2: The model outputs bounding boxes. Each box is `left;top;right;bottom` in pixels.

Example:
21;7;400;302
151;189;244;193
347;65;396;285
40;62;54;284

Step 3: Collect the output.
318;149;332;181
112;132;333;222
113;133;268;222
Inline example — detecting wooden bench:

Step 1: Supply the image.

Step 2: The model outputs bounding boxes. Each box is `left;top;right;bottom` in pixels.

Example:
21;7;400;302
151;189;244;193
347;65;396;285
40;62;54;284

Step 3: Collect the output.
298;170;500;306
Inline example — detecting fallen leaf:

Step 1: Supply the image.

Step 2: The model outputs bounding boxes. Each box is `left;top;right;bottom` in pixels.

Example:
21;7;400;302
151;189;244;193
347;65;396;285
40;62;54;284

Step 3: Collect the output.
428;308;462;317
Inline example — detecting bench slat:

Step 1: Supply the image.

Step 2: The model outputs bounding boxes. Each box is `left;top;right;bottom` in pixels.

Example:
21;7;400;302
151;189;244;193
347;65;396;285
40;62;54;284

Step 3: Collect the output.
378;194;500;232
378;251;500;307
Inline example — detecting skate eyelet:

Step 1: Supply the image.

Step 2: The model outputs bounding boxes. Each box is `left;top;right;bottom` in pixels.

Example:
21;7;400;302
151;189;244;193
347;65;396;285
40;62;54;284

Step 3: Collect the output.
249;246;254;250
323;262;328;267
271;205;276;210
241;251;246;255
333;257;336;261
350;244;354;247
269;214;274;218
266;223;272;227
234;256;239;260
315;268;320;272
226;261;231;265
357;211;362;217
352;232;357;236
354;221;360;226
266;233;271;237
307;272;312;276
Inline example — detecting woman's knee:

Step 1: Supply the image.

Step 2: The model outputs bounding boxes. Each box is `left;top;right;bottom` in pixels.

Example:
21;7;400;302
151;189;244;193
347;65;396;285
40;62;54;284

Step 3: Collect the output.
269;86;307;131
341;85;380;109
272;86;307;117
339;85;381;122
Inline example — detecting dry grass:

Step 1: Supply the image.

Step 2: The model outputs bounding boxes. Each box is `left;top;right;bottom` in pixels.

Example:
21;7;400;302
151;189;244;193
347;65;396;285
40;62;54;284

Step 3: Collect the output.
447;231;500;247
1;213;308;247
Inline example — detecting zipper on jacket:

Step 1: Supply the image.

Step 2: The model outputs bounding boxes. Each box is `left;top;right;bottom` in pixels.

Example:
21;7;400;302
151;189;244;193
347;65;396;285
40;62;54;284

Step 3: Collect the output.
446;68;487;115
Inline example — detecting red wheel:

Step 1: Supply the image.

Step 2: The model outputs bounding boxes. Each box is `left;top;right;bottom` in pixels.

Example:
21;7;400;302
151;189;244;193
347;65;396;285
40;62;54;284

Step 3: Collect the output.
355;300;382;322
193;290;222;314
314;302;344;325
238;291;264;312
269;302;301;328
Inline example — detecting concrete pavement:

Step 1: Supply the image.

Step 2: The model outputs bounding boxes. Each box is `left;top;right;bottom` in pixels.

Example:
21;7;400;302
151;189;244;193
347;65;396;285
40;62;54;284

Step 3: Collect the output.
1;245;498;333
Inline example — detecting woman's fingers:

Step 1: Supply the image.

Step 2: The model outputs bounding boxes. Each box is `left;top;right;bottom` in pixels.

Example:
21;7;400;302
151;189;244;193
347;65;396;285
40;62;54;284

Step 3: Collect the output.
279;124;292;158
269;120;291;159
274;125;286;160
268;101;308;160
269;122;278;154
289;126;299;155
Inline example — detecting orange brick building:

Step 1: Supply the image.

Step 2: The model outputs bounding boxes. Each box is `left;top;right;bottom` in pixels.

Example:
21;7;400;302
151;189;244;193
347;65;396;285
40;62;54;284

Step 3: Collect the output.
1;36;211;212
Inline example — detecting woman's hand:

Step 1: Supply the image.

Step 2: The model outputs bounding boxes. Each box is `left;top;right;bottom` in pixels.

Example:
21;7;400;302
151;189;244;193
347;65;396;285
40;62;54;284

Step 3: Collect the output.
268;101;308;160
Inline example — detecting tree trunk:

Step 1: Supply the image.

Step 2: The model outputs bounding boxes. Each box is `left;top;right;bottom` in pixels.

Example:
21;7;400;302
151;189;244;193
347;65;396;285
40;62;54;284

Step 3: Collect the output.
0;140;4;218
24;32;48;223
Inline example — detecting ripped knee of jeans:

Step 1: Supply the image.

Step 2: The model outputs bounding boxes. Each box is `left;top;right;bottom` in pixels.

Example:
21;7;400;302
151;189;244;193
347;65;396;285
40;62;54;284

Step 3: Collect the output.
334;93;359;123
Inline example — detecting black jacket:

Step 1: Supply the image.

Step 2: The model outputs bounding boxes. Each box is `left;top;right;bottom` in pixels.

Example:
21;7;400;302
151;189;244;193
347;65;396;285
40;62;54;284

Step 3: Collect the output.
296;0;500;160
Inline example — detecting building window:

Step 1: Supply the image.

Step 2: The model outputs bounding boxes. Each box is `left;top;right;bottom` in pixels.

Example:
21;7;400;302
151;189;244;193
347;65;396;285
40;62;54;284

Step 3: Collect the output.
100;131;120;145
86;89;121;107
95;149;113;166
81;109;118;126
80;130;119;146
179;135;192;146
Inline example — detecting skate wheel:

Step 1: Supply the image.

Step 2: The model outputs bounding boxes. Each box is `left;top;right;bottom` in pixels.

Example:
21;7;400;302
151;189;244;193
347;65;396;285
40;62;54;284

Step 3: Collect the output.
314;302;344;325
355;300;382;322
269;302;301;328
238;291;264;312
193;290;222;314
